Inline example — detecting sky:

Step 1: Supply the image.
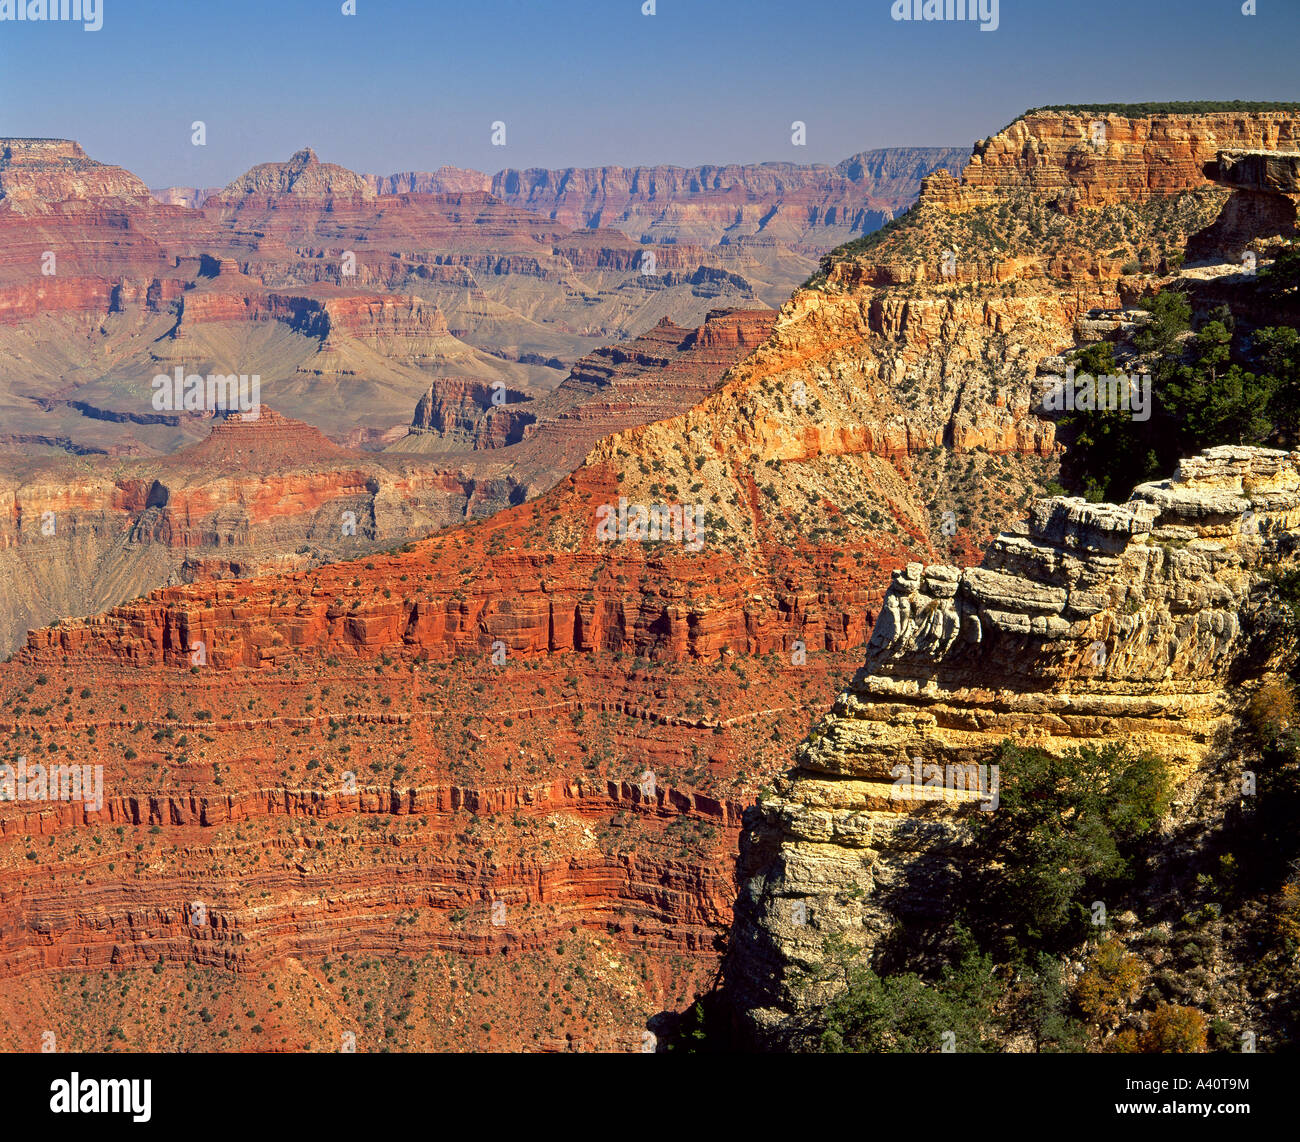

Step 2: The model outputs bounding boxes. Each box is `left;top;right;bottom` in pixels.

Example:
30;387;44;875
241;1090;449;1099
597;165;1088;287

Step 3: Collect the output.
1;0;1297;187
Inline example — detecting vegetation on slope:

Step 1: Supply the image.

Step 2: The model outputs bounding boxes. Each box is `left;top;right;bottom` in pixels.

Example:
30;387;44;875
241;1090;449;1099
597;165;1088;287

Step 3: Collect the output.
802;565;1300;1055
805;184;1225;289
1024;101;1300;118
1060;245;1300;501
812;741;1174;1053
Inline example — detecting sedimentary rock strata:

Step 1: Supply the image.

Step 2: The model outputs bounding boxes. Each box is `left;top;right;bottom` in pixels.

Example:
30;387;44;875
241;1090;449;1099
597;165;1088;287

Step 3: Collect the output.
5;107;1299;1051
367;148;969;253
728;447;1300;1044
1187;148;1300;262
212;147;376;202
921;110;1300;213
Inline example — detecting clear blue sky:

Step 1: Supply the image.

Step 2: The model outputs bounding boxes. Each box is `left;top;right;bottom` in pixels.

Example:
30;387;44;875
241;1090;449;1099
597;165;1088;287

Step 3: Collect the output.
1;0;1297;186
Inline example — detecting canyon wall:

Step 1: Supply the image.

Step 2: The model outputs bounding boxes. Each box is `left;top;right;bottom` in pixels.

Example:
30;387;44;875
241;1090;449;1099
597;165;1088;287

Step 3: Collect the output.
366;148;969;252
0;307;775;658
3;108;1299;1050
728;446;1300;1044
921;110;1300;212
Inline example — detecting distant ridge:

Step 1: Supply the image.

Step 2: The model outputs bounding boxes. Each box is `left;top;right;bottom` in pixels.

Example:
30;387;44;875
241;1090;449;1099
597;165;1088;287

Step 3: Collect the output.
365;146;967;253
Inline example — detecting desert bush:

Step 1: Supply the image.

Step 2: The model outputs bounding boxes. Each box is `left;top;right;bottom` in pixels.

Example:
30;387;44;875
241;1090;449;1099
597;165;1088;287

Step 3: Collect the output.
1246;680;1297;742
967;740;1173;953
818;936;1002;1053
1075;937;1144;1029
1274;877;1300;951
1138;1004;1208;1053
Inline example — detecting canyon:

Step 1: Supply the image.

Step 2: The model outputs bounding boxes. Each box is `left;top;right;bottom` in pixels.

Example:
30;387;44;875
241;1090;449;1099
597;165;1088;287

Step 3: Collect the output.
2;105;1299;1050
0;307;773;657
0;137;953;660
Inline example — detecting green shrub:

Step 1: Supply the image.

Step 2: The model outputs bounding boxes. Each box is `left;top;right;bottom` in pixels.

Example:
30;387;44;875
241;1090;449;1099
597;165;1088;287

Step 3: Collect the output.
967;741;1173;954
819;934;1002;1053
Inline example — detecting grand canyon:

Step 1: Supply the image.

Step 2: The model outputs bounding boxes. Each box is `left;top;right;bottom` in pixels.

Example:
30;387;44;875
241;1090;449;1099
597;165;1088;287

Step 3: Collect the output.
2;2;1298;1085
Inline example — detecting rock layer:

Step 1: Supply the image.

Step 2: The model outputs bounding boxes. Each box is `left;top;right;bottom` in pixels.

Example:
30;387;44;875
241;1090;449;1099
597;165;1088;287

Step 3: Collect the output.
6;109;1297;1051
367;148;969;252
728;447;1300;1044
921;110;1300;213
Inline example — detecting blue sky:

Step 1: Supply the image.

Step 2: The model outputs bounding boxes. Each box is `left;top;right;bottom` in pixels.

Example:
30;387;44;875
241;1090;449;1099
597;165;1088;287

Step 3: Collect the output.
1;0;1297;186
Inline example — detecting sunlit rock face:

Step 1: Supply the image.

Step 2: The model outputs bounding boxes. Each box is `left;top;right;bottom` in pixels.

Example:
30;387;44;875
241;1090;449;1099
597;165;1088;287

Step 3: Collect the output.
729;446;1300;1047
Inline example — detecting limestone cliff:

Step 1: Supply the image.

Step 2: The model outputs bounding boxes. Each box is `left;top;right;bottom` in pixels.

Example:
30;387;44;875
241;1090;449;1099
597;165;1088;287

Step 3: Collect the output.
920;110;1300;213
728;446;1300;1045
